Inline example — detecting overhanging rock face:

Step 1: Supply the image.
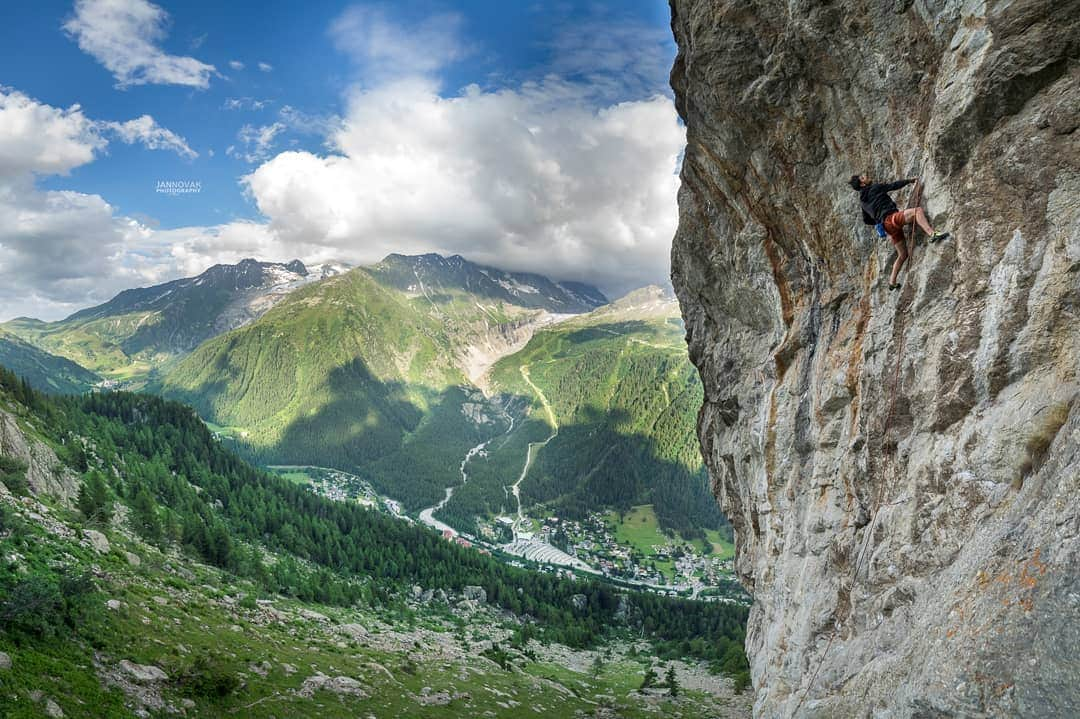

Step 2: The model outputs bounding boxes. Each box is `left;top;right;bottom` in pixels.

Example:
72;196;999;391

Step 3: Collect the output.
667;1;1079;716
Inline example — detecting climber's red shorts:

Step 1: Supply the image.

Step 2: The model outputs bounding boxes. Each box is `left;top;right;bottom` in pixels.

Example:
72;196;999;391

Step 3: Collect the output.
883;210;907;244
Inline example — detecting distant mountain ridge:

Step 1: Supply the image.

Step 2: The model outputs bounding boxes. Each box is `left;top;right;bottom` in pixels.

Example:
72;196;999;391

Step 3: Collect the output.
3;254;603;385
60;257;350;354
65;258;312;323
2;259;349;380
369;253;608;314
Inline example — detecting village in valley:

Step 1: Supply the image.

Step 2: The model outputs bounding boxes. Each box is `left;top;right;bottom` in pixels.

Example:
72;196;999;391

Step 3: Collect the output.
270;466;745;603
527;511;736;593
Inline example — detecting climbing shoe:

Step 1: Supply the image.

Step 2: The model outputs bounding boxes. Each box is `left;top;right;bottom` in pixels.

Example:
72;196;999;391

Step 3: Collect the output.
888;283;902;291
929;231;950;244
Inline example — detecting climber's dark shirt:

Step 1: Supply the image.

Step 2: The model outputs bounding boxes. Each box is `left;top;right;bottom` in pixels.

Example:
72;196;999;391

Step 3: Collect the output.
859;178;914;225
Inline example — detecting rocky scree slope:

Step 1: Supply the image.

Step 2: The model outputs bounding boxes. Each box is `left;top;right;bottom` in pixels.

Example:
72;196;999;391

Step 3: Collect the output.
669;1;1078;717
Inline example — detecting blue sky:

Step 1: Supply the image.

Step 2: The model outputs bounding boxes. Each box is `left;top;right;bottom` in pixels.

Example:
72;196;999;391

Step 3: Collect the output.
0;1;683;320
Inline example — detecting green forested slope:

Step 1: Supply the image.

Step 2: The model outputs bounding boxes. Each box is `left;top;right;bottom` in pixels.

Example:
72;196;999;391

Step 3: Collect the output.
450;288;728;542
0;365;750;707
0;330;101;394
155;268;506;510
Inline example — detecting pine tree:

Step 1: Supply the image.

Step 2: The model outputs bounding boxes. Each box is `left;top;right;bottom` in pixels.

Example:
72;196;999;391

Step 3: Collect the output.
665;665;679;696
639;665;658;692
0;455;29;496
77;471;113;526
131;487;161;543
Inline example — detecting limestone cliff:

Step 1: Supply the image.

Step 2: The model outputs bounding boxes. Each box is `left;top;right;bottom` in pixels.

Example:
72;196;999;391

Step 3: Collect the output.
668;1;1078;716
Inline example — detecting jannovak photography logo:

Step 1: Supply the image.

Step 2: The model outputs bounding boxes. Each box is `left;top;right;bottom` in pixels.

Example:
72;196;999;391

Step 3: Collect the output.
156;179;201;195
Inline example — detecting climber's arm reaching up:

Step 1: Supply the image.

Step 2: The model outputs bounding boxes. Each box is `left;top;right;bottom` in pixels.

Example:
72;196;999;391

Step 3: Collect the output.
883;178;916;192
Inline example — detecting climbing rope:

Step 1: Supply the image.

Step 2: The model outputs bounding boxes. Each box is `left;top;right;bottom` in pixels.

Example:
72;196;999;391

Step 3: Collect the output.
881;179;922;433
788;180;923;718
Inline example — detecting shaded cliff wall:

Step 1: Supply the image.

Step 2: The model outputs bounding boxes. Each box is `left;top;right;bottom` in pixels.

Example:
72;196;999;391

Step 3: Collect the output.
668;0;1079;716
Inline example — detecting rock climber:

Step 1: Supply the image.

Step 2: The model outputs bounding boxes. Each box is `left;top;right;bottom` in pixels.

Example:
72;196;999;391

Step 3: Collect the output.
849;174;949;290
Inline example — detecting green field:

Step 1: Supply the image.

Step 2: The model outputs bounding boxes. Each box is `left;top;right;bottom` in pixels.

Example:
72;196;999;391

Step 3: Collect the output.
700;530;736;561
273;469;315;485
605;505;678;581
202;421;252;443
606;504;671;550
602;505;736;582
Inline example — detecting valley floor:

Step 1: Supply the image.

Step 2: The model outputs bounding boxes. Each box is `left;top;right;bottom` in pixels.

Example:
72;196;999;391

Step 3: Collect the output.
278;464;743;602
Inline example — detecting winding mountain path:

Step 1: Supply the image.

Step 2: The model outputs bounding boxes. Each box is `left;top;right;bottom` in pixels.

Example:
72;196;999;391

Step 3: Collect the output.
593;326;679;351
508;364;559;535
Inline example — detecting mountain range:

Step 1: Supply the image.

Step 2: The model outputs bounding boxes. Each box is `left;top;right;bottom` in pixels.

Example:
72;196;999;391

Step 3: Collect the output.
369;252;608;314
3;259;349;381
2;253;727;543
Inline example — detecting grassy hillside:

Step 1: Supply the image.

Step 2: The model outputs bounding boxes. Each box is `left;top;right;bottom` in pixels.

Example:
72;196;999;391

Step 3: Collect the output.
0;331;101;393
155;268;509;510
447;288;729;543
0;529;750;718
0;364;750;717
3;314;152;380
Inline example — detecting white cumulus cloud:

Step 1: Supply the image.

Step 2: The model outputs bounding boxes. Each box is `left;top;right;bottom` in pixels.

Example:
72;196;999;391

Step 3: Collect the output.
155;221;281;277
63;0;216;88
241;77;684;296
0;88;104;178
0;89;201;320
103;115;197;159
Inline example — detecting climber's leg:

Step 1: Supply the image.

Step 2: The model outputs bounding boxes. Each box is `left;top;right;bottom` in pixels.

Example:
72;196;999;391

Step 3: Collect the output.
899;207;934;235
901;207;951;243
888;237;908;289
883;211;908;289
